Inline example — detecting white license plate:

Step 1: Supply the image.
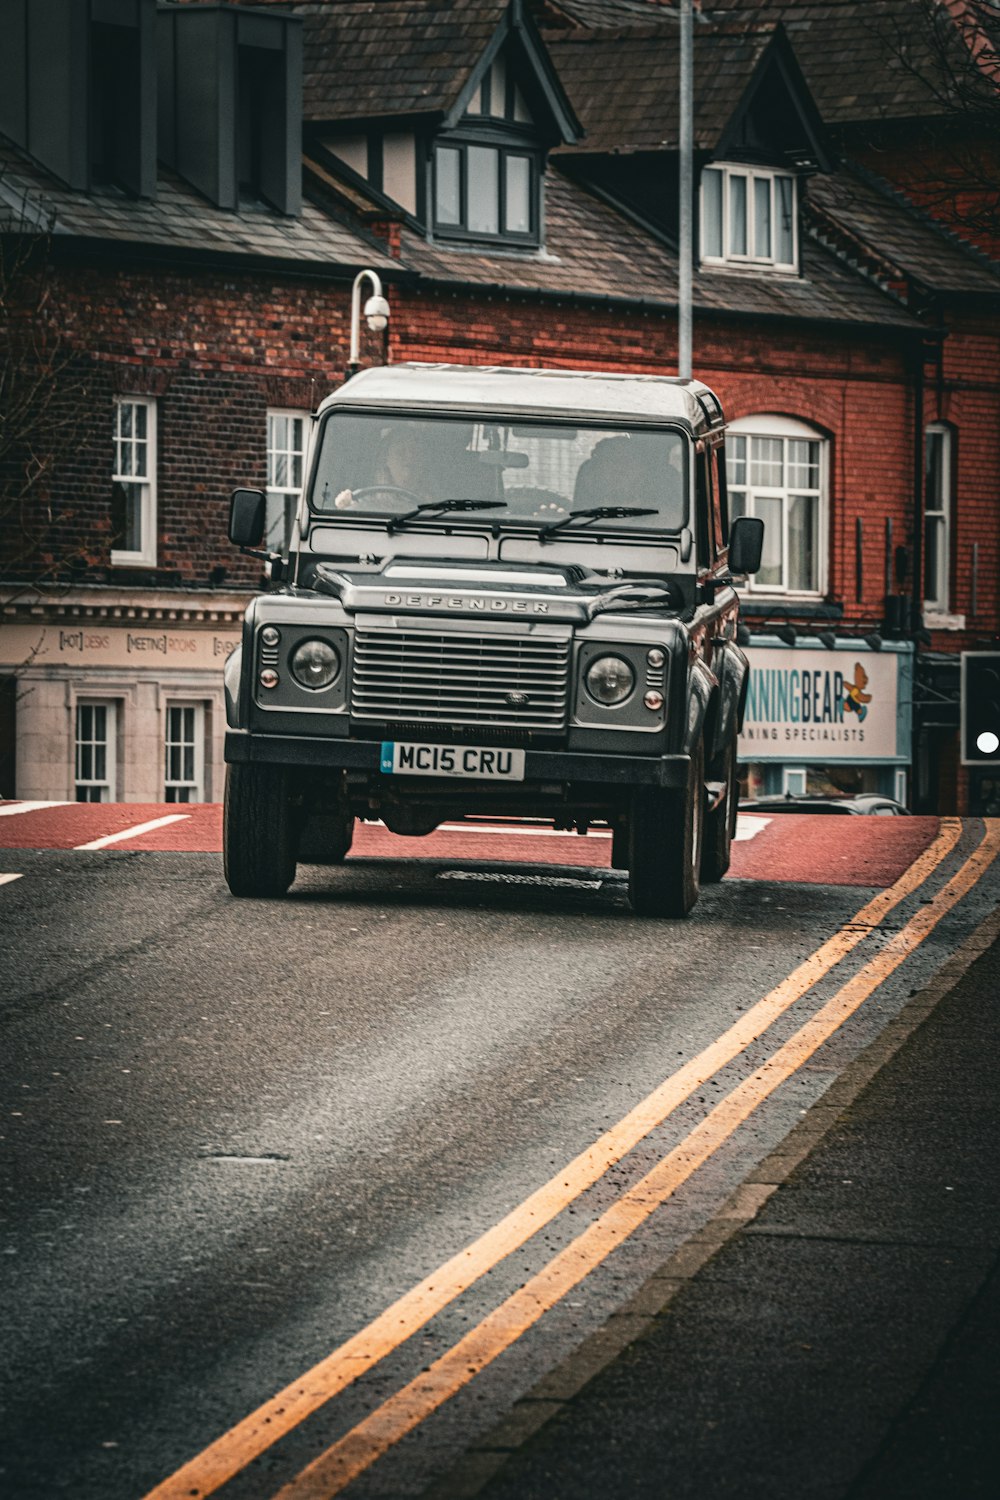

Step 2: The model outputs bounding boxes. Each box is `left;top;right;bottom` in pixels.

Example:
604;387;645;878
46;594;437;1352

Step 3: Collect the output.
380;741;525;780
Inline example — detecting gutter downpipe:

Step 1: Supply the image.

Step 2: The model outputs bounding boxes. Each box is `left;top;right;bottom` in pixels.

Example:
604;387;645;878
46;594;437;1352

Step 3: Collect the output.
678;0;693;380
910;333;926;807
911;336;925;637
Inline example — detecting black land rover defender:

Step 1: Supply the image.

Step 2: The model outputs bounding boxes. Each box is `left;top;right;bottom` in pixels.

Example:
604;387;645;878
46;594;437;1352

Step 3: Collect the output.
223;363;763;916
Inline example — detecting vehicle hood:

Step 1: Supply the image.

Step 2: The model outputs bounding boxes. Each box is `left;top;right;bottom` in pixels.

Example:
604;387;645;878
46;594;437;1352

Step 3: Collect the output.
309;560;683;625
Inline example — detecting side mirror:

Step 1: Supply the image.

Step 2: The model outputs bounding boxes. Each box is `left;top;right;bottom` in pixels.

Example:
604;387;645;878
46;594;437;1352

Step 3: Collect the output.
229;488;266;548
729;515;765;575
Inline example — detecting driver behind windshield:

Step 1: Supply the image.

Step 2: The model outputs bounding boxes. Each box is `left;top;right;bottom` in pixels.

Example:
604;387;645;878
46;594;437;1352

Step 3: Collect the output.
333;422;437;509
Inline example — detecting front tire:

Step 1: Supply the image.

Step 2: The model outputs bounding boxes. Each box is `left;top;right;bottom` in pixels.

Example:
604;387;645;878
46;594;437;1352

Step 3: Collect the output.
223;763;297;897
701;737;738;884
628;741;704;917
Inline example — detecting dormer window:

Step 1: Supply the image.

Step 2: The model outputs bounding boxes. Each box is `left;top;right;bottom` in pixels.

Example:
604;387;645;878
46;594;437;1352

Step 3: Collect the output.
434;142;536;241
701;164;798;272
431;45;541;247
313;7;577;247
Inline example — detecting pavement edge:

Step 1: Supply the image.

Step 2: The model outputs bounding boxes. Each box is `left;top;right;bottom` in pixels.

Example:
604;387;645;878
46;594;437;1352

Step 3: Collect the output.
423;898;1000;1500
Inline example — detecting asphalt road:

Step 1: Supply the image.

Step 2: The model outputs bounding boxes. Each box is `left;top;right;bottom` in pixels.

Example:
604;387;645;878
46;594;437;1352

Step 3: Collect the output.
1;807;997;1500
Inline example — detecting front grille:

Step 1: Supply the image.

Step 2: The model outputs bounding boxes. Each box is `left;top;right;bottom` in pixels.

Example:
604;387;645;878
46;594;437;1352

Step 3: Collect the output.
351;628;571;730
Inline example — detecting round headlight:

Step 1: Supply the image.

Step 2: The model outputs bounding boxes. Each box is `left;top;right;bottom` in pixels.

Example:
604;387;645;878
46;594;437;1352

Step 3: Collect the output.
586;655;635;706
290;638;340;690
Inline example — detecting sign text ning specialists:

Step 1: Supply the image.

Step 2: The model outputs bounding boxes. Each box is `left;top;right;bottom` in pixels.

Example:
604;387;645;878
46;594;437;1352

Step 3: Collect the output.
737;646;906;762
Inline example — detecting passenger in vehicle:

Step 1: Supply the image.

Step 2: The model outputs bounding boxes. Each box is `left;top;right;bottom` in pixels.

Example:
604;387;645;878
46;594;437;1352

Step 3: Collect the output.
573;434;683;525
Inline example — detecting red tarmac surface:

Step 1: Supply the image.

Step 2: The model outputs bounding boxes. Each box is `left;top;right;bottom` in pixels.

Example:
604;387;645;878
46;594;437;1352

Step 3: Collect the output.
0;802;942;887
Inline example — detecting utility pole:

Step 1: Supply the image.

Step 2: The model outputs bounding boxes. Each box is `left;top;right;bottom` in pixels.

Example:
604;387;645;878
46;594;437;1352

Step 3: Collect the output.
678;0;693;380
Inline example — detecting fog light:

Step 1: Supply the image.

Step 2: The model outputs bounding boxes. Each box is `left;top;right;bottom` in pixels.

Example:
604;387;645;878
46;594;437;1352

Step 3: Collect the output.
261;626;280;646
646;647;666;669
644;689;664;711
586;655;635;705
260;668;279;689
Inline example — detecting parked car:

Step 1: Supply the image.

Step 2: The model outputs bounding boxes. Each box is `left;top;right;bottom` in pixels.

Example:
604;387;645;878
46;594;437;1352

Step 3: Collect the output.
739;793;910;816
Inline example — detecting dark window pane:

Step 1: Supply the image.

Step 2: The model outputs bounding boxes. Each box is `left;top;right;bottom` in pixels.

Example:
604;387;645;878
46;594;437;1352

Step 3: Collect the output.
788;494;818;592
925;430;946;511
776;176;795;263
729;175;747;255
111;481;142;552
754;177;771;258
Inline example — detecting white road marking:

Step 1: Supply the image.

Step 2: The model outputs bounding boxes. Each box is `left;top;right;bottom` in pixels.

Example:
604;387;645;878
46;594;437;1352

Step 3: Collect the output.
0;873;24;887
74;815;190;851
436;822;611;838
0;801;72;817
734;814;771;841
438;870;604;889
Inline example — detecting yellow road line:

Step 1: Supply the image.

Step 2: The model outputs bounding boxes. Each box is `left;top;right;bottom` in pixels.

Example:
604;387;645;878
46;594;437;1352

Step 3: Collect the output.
276;820;1000;1498
143;819;961;1500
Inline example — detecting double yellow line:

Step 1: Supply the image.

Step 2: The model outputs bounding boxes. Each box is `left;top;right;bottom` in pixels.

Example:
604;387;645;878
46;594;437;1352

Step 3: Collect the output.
148;818;995;1500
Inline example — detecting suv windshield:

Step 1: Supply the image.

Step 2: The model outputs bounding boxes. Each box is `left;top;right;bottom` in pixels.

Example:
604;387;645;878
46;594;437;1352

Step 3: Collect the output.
310;412;689;533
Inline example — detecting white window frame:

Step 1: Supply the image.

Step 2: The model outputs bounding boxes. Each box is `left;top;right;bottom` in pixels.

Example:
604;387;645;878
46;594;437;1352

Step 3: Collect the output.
111;396;157;566
266;408;309;554
700;163;798;272
924;423;952;613
728;414;828;598
782;766;807;796
75;699;118;802
164;701;206;804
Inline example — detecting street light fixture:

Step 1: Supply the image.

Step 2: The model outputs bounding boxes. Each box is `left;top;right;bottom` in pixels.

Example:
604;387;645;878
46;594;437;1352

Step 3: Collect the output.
348;268;391;373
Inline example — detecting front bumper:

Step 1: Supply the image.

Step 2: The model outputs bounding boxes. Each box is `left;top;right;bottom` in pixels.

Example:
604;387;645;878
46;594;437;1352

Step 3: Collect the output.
225;731;689;789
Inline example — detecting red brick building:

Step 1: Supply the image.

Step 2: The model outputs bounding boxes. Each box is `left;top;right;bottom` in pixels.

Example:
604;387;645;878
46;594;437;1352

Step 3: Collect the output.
1;0;998;811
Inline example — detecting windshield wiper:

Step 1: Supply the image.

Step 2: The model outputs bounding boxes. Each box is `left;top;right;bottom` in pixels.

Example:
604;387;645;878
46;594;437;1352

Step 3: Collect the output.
539;506;658;542
386;499;506;535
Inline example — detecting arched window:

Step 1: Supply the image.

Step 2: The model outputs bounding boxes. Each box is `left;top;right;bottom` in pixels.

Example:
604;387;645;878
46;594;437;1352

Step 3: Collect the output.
727;415;827;596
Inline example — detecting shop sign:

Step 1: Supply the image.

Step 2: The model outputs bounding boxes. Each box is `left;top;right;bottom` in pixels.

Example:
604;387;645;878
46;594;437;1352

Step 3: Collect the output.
737;642;912;763
0;622;240;673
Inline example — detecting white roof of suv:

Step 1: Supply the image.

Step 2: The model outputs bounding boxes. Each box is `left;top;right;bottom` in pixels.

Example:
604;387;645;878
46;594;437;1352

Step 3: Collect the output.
320;363;724;433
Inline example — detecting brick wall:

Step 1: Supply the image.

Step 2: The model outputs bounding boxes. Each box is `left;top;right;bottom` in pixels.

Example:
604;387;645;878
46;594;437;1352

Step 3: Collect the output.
7;258;999;659
7;257;372;591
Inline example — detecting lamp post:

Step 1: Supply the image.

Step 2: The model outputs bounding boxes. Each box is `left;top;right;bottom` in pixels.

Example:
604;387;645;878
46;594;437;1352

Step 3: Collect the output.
347;268;391;374
678;0;693;381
